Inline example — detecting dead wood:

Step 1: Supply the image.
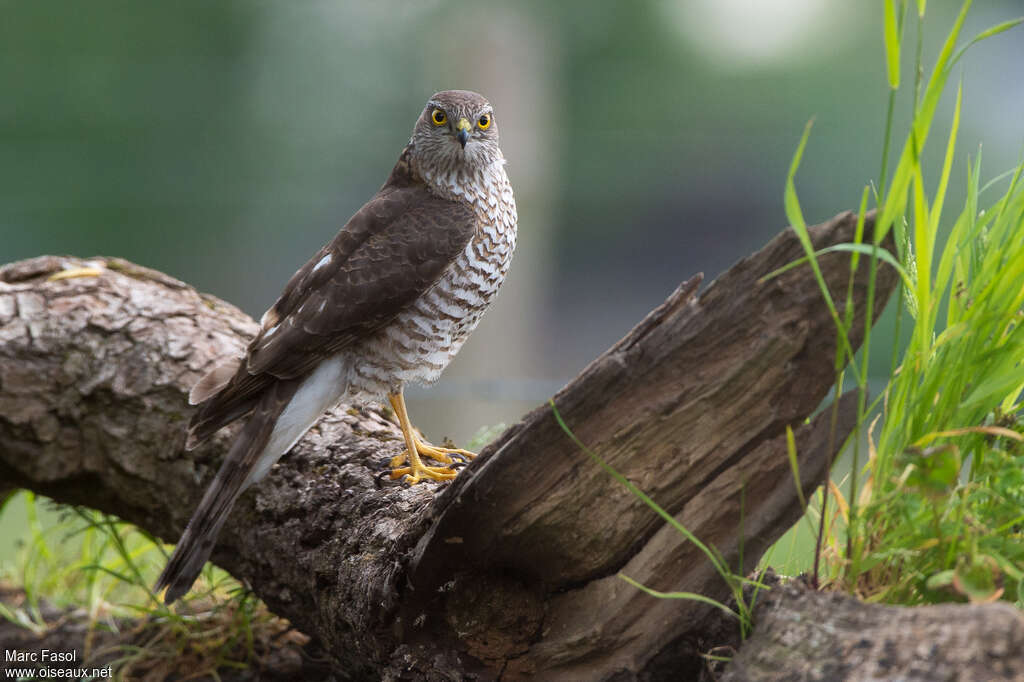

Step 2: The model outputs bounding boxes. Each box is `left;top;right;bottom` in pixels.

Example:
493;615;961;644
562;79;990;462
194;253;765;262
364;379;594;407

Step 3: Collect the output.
0;211;899;679
721;579;1024;681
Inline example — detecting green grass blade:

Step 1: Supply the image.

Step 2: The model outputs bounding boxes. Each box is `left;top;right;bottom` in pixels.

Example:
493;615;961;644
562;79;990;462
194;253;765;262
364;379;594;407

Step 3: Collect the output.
910;148;932;332
884;0;902;89
786;425;807;511
761;244;913;302
928;79;962;244
980;165;1019;195
784;119;856;366
549;401;729;578
618;573;739;619
951;17;1024;66
80;563;135;585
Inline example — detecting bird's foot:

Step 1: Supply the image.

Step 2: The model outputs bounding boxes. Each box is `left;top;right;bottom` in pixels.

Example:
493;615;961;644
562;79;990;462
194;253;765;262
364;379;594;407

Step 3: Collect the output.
390;439;477;484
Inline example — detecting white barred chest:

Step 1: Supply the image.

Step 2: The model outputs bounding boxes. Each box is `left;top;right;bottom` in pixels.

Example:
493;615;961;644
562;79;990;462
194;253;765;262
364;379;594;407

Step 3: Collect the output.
347;160;517;396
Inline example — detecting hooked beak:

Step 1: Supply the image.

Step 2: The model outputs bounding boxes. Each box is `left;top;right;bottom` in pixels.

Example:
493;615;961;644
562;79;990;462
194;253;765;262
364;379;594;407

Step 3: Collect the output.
455;117;471;148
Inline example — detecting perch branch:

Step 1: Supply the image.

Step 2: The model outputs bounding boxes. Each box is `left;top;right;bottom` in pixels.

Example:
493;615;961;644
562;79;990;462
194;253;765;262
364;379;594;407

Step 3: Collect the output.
0;211;897;679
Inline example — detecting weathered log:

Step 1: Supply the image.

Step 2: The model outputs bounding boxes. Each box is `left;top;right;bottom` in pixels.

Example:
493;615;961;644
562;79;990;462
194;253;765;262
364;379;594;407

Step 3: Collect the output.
721;579;1024;681
0;211;897;679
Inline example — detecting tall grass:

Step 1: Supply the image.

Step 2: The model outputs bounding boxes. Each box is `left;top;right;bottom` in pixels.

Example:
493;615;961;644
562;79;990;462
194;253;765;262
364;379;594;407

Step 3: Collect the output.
781;0;1024;607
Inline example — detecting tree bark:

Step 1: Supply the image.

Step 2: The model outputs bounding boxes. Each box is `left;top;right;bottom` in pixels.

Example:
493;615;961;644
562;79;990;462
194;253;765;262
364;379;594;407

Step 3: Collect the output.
0;211;898;680
721;579;1024;681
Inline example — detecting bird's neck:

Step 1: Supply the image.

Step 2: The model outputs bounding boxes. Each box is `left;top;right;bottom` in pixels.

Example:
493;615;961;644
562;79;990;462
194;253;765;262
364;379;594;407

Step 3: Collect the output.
412;153;516;237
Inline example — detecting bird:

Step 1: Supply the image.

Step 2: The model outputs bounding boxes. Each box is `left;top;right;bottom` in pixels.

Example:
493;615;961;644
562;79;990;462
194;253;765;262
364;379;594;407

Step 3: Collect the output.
155;90;517;604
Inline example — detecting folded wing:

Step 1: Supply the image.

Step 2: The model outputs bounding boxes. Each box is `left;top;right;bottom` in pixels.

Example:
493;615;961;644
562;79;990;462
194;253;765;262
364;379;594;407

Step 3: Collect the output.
186;180;476;449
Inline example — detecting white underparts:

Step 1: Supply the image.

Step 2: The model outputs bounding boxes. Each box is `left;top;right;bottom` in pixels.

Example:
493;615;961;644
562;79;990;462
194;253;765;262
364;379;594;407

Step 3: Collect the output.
243;355;348;489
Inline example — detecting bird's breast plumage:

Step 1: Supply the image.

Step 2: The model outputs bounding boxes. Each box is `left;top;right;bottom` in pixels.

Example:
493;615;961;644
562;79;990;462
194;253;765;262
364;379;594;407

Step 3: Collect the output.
347;157;518;396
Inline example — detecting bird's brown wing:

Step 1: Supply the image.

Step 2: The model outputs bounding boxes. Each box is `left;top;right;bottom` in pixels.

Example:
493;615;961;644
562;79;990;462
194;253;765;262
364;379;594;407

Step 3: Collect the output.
247;185;476;378
186;178;476;448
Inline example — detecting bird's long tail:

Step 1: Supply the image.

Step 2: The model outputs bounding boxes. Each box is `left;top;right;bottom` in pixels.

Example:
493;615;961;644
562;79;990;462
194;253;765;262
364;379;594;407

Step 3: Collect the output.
156;378;301;604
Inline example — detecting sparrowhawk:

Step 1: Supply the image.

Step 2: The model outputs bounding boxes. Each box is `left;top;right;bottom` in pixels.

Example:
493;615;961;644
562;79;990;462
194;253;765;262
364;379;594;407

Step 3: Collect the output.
156;90;517;604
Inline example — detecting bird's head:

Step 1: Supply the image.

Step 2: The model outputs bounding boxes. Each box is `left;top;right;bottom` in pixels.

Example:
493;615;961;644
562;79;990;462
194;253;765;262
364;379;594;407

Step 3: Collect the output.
410;90;501;172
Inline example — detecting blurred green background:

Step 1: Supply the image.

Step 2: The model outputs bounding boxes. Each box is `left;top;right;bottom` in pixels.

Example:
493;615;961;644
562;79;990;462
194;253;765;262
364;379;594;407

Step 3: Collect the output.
2;1;1022;561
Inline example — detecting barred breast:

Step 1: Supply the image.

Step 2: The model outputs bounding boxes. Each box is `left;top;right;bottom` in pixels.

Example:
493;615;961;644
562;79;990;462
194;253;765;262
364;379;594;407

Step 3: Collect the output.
347;158;517;397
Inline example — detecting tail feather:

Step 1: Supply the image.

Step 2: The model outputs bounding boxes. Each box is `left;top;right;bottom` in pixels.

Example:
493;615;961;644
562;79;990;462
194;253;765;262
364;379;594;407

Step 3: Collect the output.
157;379;299;604
186;368;277;451
189;357;242;406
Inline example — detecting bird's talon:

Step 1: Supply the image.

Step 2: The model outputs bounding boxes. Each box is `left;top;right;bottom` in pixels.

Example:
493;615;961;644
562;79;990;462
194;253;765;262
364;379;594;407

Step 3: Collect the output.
423;444;476;462
390;464;458;483
421;448;454;465
388;439;477;481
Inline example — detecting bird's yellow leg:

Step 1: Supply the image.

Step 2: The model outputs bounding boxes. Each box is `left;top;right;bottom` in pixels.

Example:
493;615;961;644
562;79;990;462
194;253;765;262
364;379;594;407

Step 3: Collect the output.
387;391;476;483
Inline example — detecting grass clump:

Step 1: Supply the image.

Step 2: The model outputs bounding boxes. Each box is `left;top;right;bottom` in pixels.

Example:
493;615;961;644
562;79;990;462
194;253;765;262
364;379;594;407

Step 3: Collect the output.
0;492;305;680
778;0;1024;608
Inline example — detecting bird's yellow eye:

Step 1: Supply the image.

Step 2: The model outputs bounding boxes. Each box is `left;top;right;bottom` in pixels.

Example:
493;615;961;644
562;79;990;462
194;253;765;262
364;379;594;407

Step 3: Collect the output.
431;109;447;126
477;114;491;130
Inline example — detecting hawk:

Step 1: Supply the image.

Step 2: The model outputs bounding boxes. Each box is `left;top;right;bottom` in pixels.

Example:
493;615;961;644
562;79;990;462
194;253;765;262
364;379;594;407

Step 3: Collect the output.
156;90;517;604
